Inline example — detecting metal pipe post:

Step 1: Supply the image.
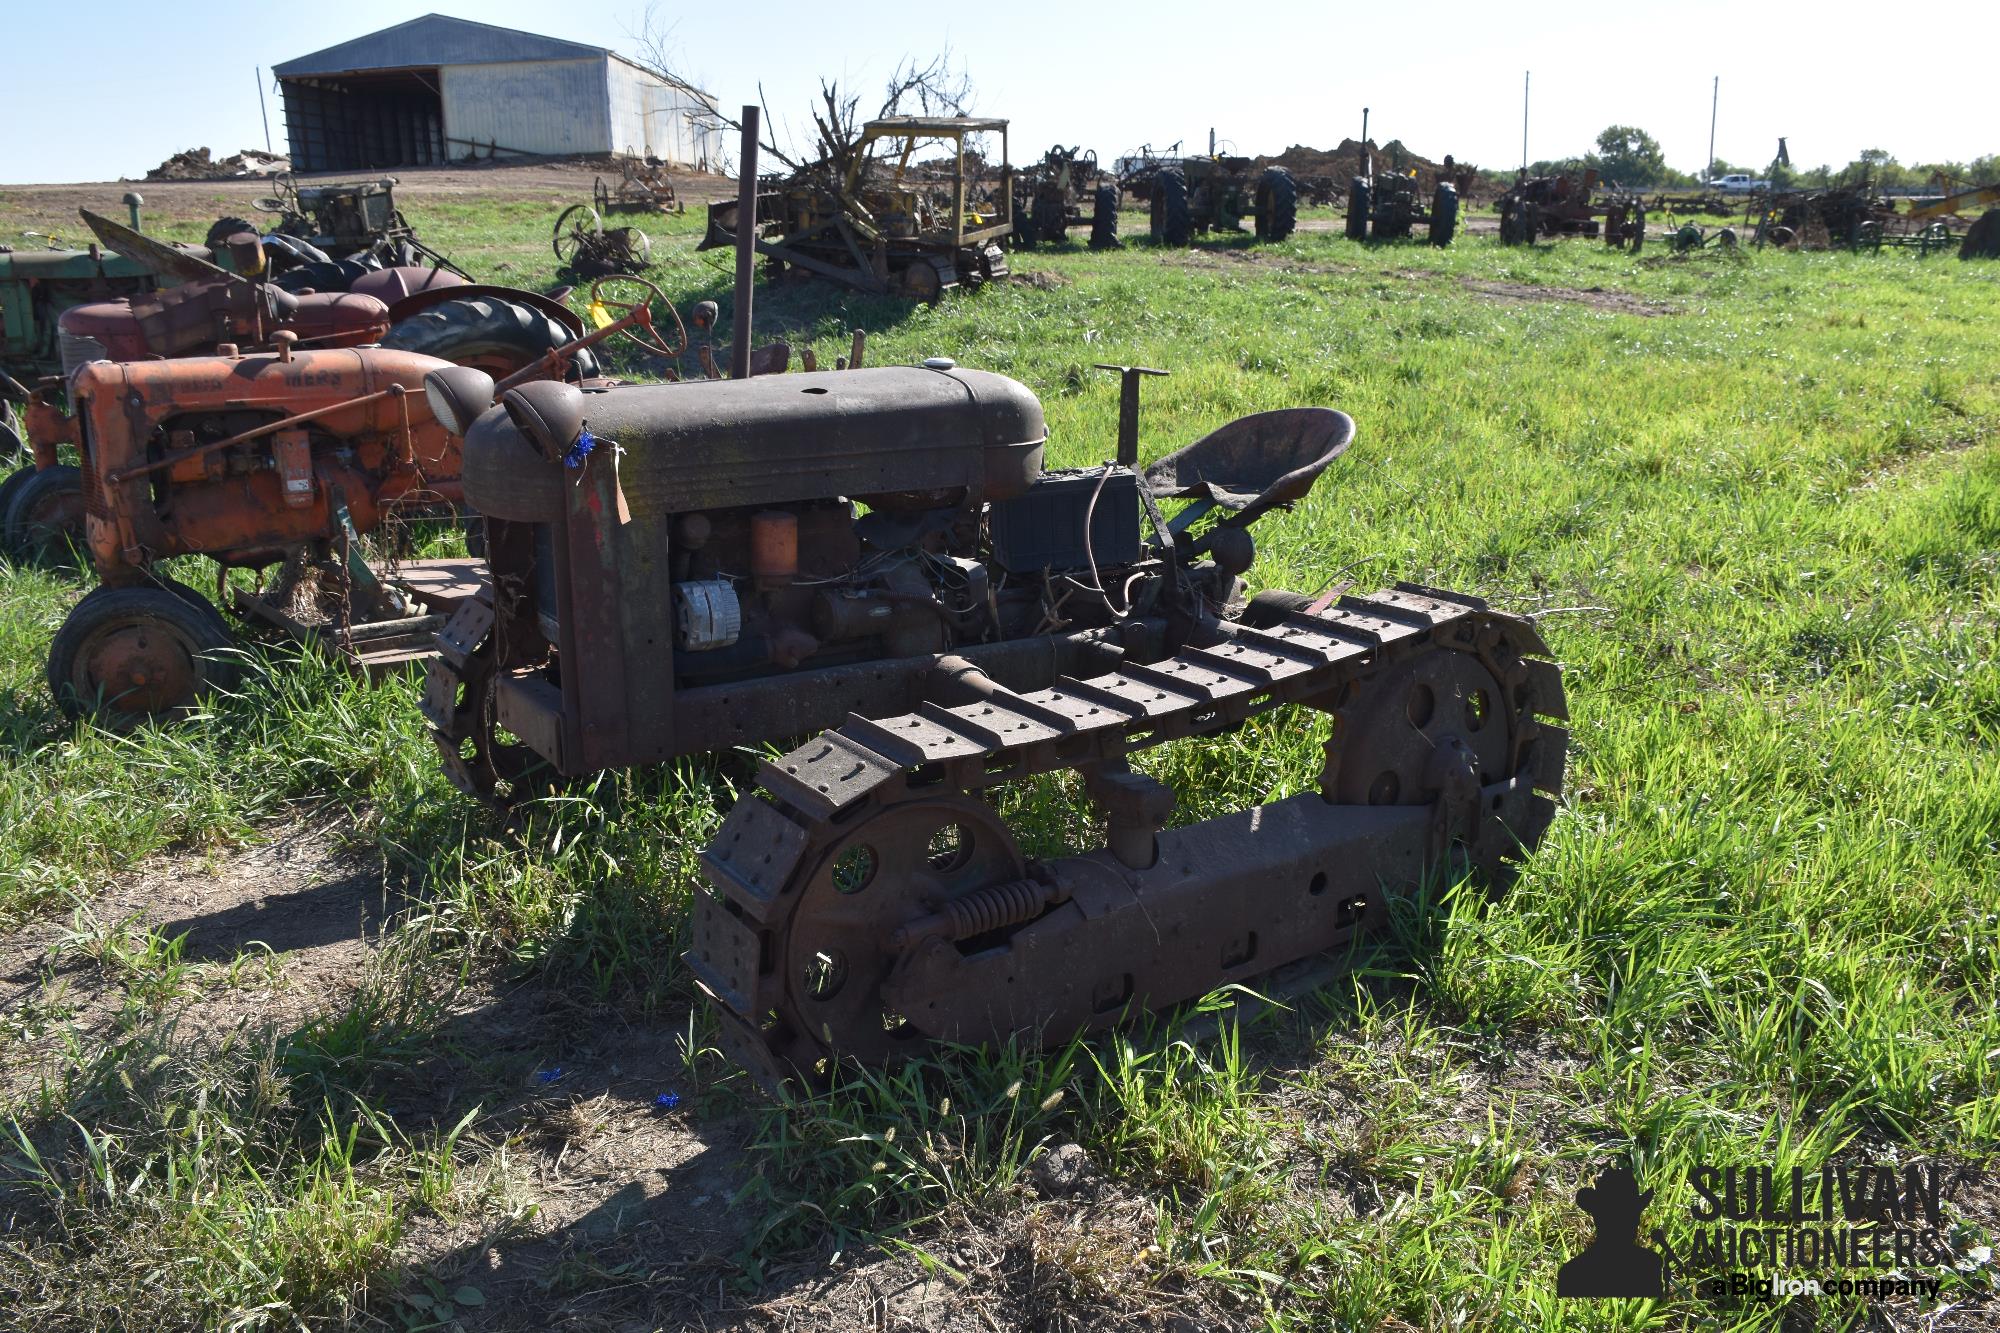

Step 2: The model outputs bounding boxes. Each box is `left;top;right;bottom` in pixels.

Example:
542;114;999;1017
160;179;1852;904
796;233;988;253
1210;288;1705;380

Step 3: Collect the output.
1707;77;1719;183
731;105;759;381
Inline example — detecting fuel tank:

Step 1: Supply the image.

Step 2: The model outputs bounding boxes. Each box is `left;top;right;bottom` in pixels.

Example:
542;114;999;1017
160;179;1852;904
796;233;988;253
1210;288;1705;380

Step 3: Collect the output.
55;287;389;371
461;364;1048;522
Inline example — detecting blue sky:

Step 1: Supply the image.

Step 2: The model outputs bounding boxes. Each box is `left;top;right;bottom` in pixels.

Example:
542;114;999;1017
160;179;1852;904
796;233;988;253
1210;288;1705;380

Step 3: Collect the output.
0;1;1990;184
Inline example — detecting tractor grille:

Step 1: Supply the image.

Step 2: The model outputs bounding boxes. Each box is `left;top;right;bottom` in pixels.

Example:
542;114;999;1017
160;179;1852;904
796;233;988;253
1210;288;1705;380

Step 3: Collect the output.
59;330;107;378
77;412;108;520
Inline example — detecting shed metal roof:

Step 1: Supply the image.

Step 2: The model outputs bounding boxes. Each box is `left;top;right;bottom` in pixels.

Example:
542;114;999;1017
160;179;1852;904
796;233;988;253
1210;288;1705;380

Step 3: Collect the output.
274;14;608;77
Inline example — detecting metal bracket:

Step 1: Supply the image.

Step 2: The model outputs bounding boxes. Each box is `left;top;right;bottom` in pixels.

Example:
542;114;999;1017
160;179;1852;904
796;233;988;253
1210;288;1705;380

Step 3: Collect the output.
1092;363;1168;466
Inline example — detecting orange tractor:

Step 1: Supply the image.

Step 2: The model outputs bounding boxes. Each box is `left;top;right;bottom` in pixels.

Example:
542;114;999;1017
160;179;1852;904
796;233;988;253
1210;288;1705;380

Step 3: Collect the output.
3;211;588;566
37;265;688;728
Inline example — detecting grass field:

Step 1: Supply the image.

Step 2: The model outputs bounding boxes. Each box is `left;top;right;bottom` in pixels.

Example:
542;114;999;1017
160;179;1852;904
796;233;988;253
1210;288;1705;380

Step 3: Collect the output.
0;181;1996;1330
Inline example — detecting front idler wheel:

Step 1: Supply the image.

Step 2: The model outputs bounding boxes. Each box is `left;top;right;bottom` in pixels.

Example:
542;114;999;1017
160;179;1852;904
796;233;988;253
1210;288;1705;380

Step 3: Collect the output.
49;580;239;730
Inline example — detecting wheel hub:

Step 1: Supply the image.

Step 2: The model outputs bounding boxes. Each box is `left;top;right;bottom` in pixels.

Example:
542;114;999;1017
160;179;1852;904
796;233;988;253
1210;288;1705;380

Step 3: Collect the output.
79;620;197;715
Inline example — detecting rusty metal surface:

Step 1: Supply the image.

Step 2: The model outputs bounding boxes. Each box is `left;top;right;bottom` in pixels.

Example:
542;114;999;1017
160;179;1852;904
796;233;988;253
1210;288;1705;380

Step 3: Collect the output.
688;584;1566;1086
698;115;1014;299
420;356;1569;1082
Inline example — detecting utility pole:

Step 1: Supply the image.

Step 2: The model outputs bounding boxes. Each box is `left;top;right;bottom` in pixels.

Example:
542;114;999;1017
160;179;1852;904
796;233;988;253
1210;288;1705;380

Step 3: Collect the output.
1706;76;1718;184
1521;71;1530;174
256;67;272;154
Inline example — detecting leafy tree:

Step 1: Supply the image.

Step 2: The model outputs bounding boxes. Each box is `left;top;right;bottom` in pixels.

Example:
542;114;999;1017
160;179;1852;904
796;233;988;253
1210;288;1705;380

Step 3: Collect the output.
1593;125;1668;187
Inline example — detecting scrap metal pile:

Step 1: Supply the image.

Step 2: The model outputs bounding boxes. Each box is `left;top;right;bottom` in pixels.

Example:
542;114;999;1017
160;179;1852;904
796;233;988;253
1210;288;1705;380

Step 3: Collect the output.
1750;184;1958;255
699;111;1013;299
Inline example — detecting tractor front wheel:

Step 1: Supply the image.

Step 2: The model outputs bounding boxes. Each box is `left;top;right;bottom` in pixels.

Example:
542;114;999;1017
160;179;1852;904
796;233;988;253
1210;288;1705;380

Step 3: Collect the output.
2;463;85;565
49;580;239;730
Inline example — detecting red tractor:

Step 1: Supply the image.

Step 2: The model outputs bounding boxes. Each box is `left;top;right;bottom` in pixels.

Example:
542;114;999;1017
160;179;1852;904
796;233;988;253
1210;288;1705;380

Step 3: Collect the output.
2;211;582;566
34;259;683;729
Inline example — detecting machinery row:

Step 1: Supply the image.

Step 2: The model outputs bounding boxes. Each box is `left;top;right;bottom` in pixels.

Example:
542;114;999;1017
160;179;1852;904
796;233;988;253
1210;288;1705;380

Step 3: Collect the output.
0;111;1570;1091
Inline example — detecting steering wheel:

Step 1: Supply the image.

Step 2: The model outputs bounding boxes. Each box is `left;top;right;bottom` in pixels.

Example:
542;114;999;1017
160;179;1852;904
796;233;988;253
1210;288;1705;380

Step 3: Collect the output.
587;274;686;358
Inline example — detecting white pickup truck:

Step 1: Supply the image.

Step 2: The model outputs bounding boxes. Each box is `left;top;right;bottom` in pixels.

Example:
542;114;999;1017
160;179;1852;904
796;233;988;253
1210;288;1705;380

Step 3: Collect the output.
1707;173;1770;194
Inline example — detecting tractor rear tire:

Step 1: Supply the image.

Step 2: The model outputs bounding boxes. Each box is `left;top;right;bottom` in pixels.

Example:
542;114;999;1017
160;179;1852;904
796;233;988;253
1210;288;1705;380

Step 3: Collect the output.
49;579;238;730
1032;190;1066;247
1345;177;1371;241
1256;168;1298;241
1151;169;1192;247
1429;183;1459;247
381;296;599;381
1961;209;2000;260
1089;185;1120;249
2;464;85;565
205;216;259;250
1012;202;1035;248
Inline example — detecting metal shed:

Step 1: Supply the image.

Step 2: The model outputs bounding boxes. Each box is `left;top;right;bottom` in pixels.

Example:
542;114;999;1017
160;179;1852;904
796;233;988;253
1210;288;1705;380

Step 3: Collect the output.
273;14;720;173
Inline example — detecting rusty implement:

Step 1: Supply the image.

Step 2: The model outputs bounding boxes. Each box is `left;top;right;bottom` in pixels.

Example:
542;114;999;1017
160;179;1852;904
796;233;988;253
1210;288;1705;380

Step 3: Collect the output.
698;116;1015;300
424;354;1569;1091
553;204;653;279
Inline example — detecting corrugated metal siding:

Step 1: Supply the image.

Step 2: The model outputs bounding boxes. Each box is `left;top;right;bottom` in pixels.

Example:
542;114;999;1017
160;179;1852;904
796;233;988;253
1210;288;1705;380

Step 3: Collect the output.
439;58;611;157
606;59;722;170
276;14;604;77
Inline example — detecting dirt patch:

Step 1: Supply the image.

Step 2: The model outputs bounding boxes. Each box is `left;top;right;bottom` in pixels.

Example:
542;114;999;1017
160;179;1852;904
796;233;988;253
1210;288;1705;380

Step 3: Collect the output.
0;162;736;246
0;821;384;1100
1012;267;1072;290
1462;278;1674;317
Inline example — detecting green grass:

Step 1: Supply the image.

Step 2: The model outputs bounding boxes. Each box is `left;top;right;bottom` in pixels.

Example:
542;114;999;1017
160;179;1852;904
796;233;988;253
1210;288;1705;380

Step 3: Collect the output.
1;185;1996;1329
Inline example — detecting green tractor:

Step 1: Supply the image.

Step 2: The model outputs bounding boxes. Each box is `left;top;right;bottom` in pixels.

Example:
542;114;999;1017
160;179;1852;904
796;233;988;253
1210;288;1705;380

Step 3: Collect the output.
1012;145;1120;249
1134;149;1297;246
1345;168;1459;246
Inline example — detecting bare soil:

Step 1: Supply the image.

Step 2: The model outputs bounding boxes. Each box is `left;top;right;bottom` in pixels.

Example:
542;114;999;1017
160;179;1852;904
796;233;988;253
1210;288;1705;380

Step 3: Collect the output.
0;820;384;1101
0;162;736;242
0;826;1226;1330
1461;278;1676;316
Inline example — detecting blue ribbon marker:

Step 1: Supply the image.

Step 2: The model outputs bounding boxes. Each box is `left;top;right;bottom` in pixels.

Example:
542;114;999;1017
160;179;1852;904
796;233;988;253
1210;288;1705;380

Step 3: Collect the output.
564;429;597;469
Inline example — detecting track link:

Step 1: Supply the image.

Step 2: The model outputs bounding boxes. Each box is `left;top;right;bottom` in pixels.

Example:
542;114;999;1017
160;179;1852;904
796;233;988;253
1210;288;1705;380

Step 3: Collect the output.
689;584;1568;1090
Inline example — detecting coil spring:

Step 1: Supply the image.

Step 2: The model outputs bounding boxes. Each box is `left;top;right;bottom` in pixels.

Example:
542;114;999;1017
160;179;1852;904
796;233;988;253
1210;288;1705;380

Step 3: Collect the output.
943;878;1049;940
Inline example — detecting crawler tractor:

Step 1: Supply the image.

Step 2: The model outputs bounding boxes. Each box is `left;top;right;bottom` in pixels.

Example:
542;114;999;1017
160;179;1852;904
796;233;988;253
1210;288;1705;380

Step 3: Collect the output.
422;357;1569;1088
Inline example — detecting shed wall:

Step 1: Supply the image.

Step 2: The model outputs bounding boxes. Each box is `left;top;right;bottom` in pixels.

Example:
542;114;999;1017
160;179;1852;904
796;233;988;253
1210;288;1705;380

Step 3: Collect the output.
439;58;611;157
606;59;722;169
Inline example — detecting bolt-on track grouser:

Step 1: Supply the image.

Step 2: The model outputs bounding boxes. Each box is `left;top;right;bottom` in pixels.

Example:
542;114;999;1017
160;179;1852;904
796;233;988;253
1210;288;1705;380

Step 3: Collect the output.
419;353;1569;1090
